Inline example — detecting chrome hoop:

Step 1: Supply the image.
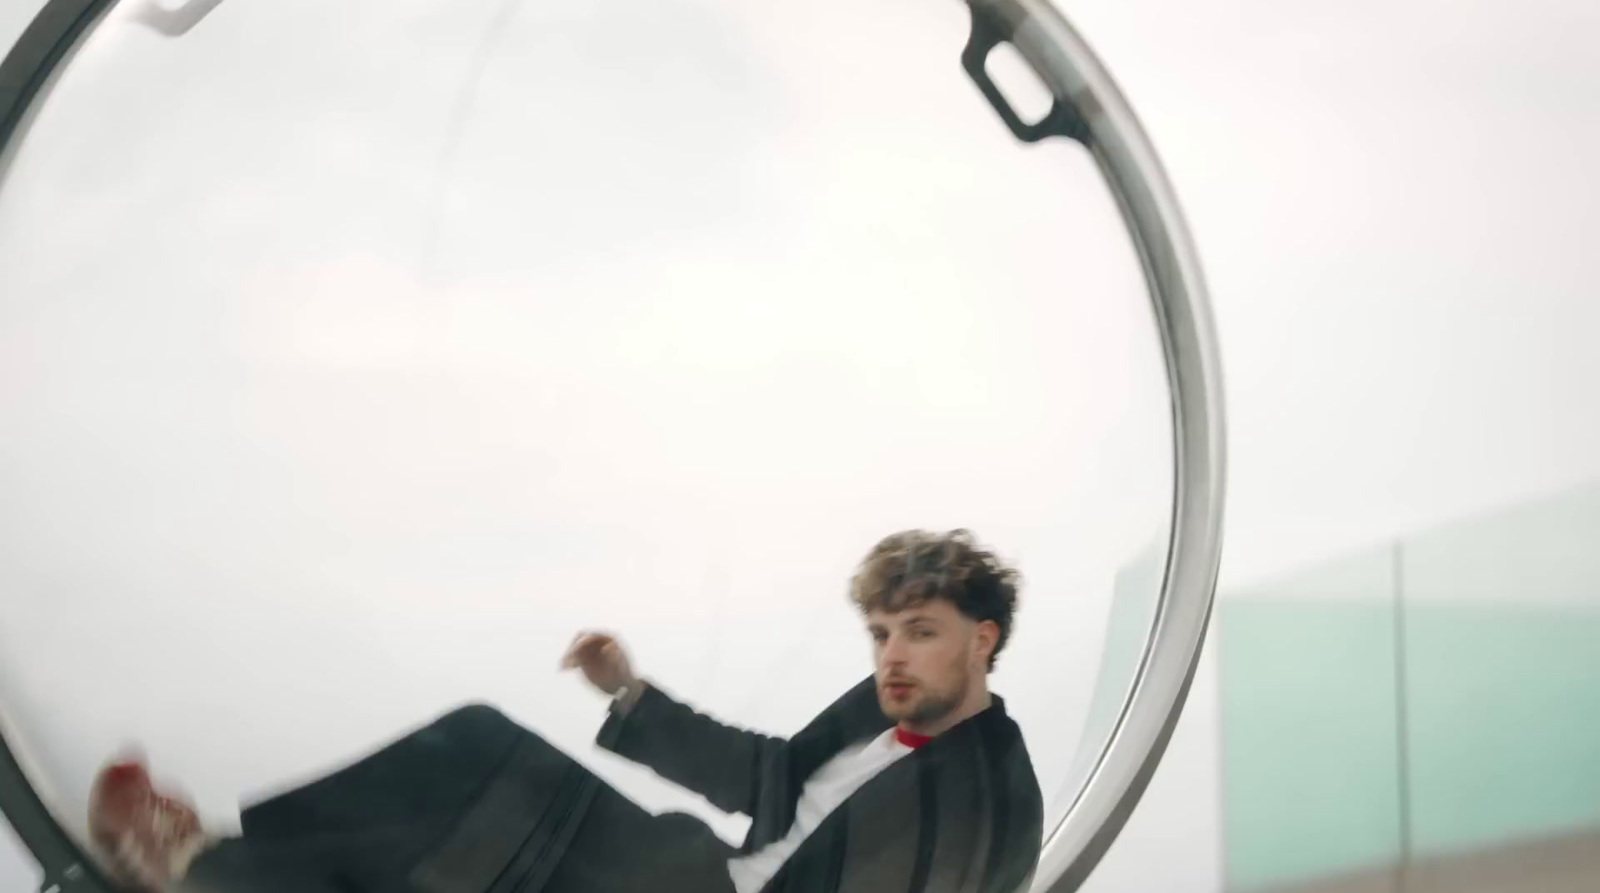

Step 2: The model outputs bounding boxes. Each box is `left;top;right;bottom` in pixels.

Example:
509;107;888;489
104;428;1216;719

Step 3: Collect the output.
0;2;1226;891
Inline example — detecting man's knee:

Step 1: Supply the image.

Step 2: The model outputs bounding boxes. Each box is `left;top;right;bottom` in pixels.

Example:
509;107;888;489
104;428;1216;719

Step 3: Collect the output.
427;702;517;740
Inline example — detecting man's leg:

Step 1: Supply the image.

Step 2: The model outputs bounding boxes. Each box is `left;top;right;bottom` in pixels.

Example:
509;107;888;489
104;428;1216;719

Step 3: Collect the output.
540;790;738;893
235;704;521;846
176;839;353;893
95;704;587;893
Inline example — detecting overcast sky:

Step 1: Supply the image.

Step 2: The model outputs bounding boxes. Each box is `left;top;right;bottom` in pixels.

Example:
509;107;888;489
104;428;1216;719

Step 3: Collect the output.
0;0;1596;891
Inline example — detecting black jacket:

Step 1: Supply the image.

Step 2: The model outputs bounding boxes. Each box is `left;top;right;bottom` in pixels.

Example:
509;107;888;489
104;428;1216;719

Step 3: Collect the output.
597;676;1044;893
224;684;1041;893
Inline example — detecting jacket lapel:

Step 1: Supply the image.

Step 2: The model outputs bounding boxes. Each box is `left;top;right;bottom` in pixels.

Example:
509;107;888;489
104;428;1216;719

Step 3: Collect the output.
767;693;1034;893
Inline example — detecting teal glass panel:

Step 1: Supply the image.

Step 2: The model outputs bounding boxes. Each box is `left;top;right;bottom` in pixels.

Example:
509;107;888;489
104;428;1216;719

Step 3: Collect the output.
1404;603;1600;855
1219;582;1403;890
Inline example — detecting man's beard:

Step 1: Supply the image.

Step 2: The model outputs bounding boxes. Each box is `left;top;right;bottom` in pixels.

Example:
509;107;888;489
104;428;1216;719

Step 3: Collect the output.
884;664;972;726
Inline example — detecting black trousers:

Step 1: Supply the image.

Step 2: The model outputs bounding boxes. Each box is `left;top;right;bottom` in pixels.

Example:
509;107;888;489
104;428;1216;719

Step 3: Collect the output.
177;705;737;893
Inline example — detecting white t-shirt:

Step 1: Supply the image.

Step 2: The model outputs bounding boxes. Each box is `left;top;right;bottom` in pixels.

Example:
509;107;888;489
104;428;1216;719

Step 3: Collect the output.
725;728;915;893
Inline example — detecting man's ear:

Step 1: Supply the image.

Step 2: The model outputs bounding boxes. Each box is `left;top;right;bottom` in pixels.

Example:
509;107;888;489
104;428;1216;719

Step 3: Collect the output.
973;619;1000;667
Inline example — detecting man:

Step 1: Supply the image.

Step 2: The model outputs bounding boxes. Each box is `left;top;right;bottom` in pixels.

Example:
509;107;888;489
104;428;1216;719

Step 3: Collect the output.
90;529;1044;893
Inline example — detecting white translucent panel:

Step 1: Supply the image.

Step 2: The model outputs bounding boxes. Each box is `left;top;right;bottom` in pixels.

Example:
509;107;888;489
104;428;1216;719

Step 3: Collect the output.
0;0;1172;859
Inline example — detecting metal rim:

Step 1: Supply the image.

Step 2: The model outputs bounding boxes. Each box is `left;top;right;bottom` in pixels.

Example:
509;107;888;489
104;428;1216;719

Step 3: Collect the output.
967;1;1228;888
0;1;1227;891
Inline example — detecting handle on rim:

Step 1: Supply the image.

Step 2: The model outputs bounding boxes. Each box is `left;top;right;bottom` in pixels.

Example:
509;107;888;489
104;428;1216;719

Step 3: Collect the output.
961;2;1089;144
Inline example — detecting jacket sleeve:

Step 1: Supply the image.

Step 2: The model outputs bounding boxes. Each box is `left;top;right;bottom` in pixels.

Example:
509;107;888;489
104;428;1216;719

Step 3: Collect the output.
594;681;795;818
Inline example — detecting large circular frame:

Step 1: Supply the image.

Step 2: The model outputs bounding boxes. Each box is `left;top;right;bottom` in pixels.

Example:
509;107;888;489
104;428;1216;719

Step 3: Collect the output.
0;1;1226;891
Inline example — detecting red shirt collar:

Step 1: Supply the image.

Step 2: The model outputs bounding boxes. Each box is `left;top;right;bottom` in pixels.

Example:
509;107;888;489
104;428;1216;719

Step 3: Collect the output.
894;727;934;749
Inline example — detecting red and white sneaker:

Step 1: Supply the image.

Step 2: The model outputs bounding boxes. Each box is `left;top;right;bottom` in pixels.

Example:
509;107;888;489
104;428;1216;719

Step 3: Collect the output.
88;757;213;892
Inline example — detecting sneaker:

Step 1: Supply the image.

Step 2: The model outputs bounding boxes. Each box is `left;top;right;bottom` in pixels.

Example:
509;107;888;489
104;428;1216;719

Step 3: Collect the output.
88;758;212;892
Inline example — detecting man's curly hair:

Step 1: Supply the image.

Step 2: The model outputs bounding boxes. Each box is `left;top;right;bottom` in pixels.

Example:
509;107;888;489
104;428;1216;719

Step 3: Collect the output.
849;529;1021;671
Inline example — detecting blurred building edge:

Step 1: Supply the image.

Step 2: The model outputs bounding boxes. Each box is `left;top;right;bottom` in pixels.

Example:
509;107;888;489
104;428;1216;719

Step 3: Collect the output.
1218;482;1600;893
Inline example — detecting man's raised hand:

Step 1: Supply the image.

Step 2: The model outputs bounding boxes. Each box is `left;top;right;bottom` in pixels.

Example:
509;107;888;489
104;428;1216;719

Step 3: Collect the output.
560;631;638;696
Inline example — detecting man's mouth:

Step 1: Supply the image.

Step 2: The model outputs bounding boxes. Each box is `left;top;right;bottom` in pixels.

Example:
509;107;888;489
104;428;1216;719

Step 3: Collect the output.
883;681;916;697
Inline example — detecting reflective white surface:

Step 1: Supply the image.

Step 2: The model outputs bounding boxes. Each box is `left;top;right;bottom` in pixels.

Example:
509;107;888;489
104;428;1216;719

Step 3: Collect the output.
0;0;1173;858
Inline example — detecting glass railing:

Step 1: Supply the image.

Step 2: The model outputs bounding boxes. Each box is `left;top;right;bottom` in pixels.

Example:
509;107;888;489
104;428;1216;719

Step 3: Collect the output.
1218;483;1600;893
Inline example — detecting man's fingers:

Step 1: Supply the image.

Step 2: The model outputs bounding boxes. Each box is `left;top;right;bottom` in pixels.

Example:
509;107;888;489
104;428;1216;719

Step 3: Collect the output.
559;632;594;669
559;631;615;669
577;633;612;659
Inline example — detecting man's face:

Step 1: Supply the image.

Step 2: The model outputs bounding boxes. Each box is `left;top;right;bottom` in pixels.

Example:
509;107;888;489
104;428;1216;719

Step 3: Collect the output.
867;598;994;728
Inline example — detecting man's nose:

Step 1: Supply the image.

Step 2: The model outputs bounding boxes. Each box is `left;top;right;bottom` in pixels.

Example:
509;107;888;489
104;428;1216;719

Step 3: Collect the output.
880;634;909;664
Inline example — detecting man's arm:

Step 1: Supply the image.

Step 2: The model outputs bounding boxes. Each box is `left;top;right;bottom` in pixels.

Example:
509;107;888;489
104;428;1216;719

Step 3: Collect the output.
595;680;792;818
562;631;796;819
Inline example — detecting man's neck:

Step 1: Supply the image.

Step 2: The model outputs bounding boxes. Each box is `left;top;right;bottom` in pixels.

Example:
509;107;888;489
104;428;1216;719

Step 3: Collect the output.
898;689;993;739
